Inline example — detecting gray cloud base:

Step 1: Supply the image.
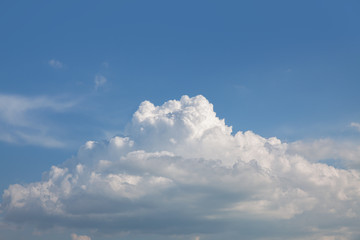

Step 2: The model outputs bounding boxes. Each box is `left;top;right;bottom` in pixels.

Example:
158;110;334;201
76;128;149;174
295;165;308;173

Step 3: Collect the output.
2;95;360;239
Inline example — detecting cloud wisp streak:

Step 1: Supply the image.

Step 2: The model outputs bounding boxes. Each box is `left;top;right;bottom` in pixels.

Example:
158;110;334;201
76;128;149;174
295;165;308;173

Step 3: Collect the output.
71;233;91;240
351;122;360;132
48;59;64;69
1;95;360;239
288;138;360;170
94;74;107;90
0;94;76;147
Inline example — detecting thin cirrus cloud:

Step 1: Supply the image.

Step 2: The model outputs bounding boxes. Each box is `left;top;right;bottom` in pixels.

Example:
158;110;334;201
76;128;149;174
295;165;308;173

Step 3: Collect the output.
1;95;360;239
48;59;64;69
0;93;76;148
351;122;360;132
94;74;107;90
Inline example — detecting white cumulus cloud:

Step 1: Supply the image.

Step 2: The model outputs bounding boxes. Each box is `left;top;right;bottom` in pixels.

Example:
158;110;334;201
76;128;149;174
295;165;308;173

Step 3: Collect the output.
1;95;360;239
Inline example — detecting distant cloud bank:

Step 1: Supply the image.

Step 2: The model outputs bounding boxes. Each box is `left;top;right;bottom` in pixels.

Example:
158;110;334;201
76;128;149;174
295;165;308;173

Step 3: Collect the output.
1;95;360;239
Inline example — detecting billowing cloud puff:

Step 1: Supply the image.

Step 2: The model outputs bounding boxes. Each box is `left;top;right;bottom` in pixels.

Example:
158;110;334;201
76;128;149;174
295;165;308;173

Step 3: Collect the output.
2;95;360;239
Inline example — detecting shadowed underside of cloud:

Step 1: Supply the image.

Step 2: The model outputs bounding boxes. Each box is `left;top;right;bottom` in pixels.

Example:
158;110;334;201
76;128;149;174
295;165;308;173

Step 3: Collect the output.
1;95;360;239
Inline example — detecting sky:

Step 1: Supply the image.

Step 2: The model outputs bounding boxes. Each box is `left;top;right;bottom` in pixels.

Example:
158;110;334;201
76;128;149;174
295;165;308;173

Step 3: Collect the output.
1;1;360;239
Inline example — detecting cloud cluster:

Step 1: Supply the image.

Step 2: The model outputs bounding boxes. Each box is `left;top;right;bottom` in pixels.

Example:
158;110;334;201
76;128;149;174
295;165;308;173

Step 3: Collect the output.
0;94;75;147
2;95;360;239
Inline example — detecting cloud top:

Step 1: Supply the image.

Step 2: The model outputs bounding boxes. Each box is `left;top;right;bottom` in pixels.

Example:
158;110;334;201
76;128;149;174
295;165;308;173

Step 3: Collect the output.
1;95;360;239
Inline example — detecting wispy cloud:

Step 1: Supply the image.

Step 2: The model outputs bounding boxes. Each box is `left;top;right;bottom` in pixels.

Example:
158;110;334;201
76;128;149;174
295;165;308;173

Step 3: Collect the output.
288;138;360;169
94;74;107;90
48;59;63;69
102;61;109;68
0;94;76;147
350;122;360;132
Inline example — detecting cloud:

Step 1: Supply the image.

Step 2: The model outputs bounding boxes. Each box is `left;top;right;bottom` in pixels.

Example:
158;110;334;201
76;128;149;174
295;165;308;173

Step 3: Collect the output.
288;138;360;169
71;233;91;240
350;122;360;132
102;62;109;68
94;74;107;90
0;94;76;147
1;95;360;239
48;59;63;69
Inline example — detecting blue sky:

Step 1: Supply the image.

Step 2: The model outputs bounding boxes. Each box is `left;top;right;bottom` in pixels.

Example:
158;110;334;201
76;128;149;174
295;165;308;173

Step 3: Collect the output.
1;1;360;240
